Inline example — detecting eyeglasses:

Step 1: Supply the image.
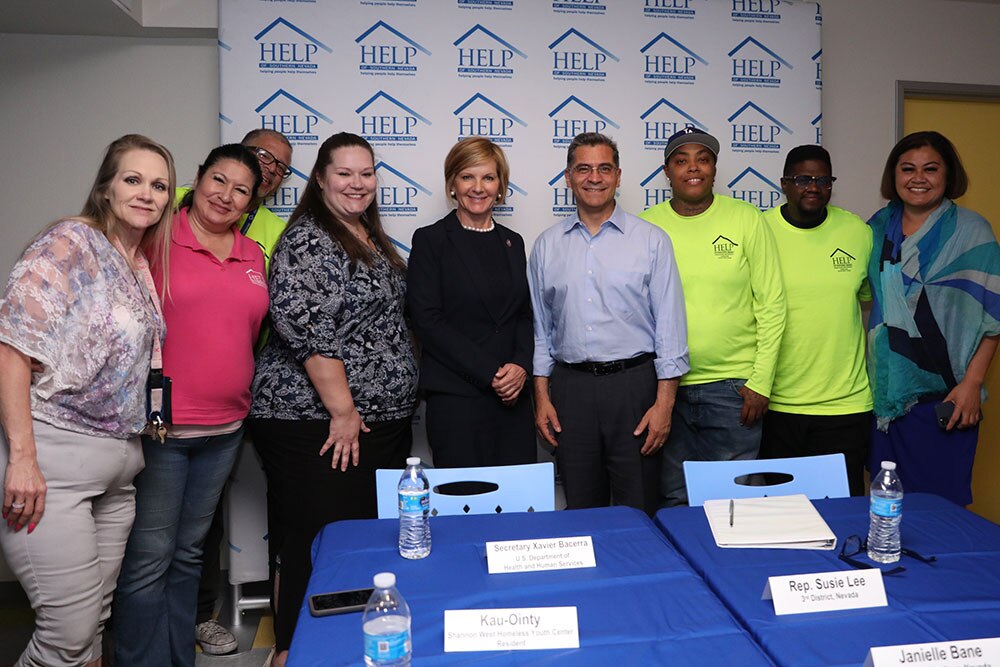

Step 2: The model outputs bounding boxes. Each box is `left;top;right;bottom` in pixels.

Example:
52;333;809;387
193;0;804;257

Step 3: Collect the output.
838;535;937;576
781;175;836;189
249;146;292;179
570;163;618;177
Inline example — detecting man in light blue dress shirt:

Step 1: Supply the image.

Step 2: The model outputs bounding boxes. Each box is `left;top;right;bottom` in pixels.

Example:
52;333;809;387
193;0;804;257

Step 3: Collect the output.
529;132;689;515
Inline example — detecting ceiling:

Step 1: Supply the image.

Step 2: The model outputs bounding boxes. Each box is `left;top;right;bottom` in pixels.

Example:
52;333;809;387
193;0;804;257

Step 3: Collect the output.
0;1;216;38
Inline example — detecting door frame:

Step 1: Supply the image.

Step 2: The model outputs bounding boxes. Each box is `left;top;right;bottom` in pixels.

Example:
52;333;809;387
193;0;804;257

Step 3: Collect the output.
895;80;1000;140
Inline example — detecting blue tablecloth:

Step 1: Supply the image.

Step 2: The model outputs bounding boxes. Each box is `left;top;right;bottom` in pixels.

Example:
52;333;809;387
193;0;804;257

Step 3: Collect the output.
655;493;1000;667
289;506;774;666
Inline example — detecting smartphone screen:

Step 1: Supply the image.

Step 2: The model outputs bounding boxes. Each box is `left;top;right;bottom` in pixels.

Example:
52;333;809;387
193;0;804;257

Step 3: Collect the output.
308;588;375;617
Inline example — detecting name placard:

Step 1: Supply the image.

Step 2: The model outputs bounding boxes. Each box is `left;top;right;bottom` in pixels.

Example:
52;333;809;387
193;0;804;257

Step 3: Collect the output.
444;606;580;652
762;569;887;615
865;637;1000;667
485;536;596;574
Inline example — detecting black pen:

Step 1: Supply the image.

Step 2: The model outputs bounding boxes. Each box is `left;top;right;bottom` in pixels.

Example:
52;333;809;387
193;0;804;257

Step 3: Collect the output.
729;499;735;527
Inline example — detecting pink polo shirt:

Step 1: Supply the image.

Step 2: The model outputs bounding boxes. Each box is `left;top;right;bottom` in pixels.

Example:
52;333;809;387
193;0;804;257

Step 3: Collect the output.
152;208;269;425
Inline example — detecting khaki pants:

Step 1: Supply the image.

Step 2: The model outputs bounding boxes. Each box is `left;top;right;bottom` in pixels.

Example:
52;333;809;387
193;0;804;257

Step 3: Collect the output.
0;420;144;666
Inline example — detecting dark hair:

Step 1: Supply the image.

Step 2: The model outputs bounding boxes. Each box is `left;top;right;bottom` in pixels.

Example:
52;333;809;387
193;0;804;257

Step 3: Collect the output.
783;144;832;176
879;131;969;201
241;128;292;153
444;136;510;206
289;132;405;272
566;132;620;169
179;144;263;211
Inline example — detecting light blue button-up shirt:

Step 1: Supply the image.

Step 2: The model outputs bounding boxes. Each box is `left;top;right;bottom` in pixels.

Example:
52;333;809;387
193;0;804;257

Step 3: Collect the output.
529;204;689;380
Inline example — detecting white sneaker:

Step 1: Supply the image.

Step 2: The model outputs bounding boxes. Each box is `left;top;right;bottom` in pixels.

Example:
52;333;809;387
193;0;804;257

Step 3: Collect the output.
195;619;238;655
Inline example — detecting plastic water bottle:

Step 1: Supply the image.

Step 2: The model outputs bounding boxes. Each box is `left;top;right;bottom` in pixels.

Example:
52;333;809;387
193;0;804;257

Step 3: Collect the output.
398;457;431;559
868;460;903;563
362;572;411;666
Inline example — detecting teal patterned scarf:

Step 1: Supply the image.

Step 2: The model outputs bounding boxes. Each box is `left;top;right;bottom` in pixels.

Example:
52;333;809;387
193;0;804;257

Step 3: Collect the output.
867;199;1000;429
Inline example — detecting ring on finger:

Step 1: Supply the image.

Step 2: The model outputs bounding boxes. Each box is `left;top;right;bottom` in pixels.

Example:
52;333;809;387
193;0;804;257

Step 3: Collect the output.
11;502;25;510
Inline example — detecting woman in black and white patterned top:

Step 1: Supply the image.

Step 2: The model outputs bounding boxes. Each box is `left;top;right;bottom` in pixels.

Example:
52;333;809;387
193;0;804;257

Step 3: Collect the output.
249;132;417;664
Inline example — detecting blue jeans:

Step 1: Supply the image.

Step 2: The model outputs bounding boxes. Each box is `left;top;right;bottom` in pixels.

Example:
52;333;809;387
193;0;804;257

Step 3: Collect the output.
113;428;243;667
661;379;762;507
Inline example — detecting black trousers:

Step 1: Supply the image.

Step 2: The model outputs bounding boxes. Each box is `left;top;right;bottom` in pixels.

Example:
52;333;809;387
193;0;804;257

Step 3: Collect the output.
548;360;662;516
250;416;412;652
759;410;872;496
425;391;536;468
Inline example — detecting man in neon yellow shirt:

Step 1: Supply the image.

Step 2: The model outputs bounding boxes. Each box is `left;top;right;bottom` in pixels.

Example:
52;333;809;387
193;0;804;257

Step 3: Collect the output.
194;128;292;655
640;128;786;506
759;145;872;495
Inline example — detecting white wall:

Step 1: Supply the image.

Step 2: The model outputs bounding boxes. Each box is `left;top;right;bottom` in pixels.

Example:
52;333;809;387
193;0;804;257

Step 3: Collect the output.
821;0;1000;218
0;33;219;279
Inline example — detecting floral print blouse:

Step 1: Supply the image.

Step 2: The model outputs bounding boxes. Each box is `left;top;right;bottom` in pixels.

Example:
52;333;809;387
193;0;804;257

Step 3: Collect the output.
250;214;417;423
0;220;162;438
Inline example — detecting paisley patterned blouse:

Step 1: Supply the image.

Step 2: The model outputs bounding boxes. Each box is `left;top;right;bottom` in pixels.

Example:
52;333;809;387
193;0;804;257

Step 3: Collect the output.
0;220;162;438
250;214;417;423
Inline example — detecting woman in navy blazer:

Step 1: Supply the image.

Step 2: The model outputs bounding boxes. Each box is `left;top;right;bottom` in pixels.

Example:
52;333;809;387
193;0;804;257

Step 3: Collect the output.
406;137;535;467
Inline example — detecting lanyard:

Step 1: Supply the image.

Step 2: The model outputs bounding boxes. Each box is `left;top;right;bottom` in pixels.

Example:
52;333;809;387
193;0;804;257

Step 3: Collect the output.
133;252;164;372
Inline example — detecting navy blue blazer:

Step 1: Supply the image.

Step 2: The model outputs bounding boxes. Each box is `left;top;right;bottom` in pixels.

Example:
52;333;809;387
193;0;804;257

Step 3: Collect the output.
406;210;533;397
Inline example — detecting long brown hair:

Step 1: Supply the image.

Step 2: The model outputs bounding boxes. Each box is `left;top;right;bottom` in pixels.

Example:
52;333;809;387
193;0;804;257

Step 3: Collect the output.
288;132;405;272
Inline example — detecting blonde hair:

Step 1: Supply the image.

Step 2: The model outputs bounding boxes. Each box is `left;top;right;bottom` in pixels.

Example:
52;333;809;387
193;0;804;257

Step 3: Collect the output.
444;137;510;205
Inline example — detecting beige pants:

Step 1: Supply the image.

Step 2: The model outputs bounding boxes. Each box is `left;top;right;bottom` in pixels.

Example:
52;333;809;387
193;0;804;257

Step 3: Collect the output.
0;420;144;666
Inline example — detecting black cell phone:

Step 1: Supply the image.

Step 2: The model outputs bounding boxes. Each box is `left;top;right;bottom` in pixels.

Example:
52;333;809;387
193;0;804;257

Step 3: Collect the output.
934;401;955;428
308;588;375;617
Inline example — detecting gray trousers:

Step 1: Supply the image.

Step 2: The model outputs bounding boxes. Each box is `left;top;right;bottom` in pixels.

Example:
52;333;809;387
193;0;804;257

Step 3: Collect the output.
0;420;143;666
549;360;662;515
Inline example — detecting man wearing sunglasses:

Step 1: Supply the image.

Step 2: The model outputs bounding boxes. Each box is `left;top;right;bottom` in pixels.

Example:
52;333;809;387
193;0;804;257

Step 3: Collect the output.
758;145;873;496
191;128;292;655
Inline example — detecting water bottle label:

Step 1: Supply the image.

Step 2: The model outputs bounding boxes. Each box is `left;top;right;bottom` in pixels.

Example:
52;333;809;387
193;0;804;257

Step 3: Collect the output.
870;495;902;518
399;491;429;514
364;629;411;661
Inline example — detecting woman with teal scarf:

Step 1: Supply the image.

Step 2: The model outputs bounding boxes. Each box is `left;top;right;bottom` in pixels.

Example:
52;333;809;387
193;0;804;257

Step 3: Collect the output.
867;131;1000;506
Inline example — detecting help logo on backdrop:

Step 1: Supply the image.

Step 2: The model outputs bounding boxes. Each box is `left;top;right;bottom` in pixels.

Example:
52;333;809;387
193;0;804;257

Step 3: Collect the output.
728;167;782;210
254;90;332;146
549;96;619;148
548;28;618;82
454;93;527;145
640;99;704;152
641;33;707;85
255;17;331;75
356;92;431;148
454;24;526;79
356;21;431;77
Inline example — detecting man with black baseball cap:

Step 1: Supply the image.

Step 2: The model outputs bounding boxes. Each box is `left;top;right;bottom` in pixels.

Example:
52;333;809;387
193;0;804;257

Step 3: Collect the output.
640;127;786;506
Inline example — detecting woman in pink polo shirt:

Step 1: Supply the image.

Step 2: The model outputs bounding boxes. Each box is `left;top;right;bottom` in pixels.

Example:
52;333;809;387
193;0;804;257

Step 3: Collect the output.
113;144;270;667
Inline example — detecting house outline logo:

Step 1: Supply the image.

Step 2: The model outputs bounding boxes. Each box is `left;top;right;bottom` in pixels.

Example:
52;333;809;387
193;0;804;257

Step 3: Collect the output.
728;36;792;88
640;98;705;151
254;17;332;75
261;165;308;218
727;167;782;210
254;89;333;144
453;93;527;144
549;168;577;216
640;32;708;84
355;91;431;146
548;28;619;81
812;49;822;89
727;101;792;153
355;21;431;76
493;180;528;218
453;24;527;78
549;95;620;147
731;0;782;24
373;161;432;218
643;0;698;20
830;248;856;272
640;164;672;208
712;234;739;260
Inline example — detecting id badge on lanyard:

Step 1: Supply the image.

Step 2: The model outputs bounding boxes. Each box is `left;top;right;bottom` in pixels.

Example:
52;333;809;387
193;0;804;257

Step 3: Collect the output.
135;253;171;443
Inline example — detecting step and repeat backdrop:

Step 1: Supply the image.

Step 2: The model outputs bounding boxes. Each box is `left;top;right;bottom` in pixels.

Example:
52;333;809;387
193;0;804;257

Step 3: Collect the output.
218;0;821;253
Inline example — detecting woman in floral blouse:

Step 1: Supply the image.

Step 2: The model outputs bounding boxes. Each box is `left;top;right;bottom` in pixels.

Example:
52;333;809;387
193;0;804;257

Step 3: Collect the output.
249;132;417;665
0;134;175;667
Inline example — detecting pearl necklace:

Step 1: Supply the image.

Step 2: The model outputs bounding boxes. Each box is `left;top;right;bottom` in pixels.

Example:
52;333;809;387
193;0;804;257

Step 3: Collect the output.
460;219;495;233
